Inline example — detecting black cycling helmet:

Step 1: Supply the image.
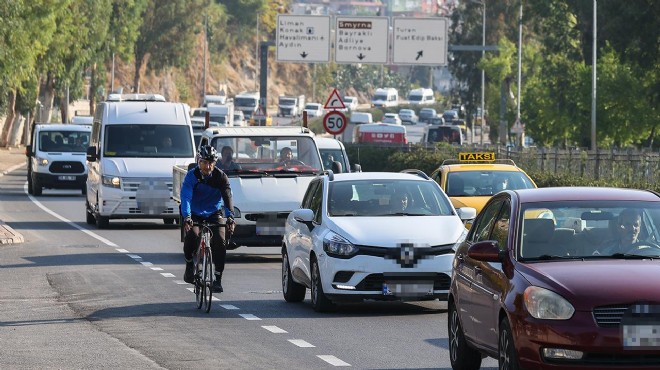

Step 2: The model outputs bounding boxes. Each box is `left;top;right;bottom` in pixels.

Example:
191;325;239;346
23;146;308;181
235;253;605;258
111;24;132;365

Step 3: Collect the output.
197;145;219;162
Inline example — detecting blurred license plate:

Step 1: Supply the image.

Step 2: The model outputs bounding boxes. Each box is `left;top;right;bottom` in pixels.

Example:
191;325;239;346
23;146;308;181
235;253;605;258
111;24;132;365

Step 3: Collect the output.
382;282;433;296
58;175;76;181
623;325;660;349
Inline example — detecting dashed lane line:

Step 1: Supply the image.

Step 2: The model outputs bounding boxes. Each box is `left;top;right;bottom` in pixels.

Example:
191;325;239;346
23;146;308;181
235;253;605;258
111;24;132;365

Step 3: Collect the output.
262;325;288;334
239;313;261;321
318;355;351;367
289;339;315;348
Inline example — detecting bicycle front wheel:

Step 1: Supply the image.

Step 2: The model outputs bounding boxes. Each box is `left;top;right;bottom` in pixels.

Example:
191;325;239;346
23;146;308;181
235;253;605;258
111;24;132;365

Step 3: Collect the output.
195;256;204;309
203;246;213;313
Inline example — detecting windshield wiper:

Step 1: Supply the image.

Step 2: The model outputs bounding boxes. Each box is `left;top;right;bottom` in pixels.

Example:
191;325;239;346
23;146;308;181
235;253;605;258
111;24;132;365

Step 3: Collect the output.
389;212;428;216
610;253;658;259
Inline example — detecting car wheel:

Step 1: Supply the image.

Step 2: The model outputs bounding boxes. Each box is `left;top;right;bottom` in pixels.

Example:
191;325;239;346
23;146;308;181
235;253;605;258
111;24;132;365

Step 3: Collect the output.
85;201;95;225
499;318;520;370
28;174;34;195
32;173;42;196
448;301;481;370
310;258;334;312
94;198;109;229
282;248;306;302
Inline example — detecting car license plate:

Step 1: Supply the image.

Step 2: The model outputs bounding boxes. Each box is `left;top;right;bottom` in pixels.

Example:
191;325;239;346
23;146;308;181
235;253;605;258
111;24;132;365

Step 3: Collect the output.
382;282;433;297
58;175;76;181
623;325;660;349
255;216;284;235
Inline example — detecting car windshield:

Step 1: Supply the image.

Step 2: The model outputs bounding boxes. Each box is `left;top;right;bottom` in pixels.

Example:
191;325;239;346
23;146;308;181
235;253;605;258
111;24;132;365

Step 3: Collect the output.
446;170;535;196
519;200;660;260
103;124;194;158
328;179;454;217
39;130;90;152
305;104;319;110
210;135;322;173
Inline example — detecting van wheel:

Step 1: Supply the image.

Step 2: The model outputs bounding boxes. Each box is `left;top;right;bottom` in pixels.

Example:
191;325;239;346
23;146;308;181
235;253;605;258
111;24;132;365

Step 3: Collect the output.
27;174;34;195
96;214;109;229
32;174;42;196
85;201;95;225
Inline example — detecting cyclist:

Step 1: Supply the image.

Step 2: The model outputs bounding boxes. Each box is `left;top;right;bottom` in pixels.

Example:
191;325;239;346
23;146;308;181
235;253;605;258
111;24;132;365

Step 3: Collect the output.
180;145;235;293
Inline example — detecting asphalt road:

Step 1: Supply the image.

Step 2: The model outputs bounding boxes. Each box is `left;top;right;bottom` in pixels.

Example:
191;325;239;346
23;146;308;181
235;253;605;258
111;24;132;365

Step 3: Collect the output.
0;167;498;369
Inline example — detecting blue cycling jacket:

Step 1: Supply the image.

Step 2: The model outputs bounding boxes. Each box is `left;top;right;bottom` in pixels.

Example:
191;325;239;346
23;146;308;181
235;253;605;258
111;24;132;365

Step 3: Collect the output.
180;166;233;219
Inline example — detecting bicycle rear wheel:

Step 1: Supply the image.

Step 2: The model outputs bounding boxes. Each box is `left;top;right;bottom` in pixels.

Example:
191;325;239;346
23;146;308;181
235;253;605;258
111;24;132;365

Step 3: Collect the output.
203;246;213;313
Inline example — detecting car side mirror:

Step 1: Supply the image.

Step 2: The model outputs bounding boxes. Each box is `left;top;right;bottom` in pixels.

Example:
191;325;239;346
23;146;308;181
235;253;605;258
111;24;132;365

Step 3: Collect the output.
457;207;477;221
292;209;315;231
331;160;343;174
467;241;505;262
86;146;97;162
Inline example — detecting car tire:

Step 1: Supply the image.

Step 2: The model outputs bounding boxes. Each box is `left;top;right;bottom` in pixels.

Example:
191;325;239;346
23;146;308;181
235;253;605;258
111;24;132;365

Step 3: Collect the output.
282;248;306;303
311;258;334;312
32;174;42;196
27;172;34;195
448;301;481;370
499;318;520;370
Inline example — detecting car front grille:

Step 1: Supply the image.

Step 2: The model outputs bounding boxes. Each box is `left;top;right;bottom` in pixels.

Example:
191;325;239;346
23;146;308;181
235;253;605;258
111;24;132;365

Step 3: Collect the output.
121;177;173;193
593;305;630;327
355;273;451;292
354;244;454;267
50;161;85;174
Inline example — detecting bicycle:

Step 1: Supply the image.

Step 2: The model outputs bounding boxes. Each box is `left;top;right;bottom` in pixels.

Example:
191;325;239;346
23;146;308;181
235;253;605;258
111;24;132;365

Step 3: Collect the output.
191;220;223;313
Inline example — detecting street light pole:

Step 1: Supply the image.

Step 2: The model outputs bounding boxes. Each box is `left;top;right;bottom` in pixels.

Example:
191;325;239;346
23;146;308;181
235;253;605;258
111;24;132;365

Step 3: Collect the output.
480;1;486;145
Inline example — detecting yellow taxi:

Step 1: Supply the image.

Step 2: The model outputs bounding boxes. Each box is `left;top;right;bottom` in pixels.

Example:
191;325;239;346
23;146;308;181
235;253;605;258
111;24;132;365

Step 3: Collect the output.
430;152;537;215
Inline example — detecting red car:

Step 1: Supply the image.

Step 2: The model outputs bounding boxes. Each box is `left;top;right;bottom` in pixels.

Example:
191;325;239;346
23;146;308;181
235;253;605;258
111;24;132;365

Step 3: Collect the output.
448;187;660;370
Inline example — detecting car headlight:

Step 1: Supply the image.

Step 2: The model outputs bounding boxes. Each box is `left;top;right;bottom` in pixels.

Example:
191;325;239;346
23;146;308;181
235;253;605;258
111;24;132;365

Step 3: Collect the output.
453;228;469;251
102;175;121;188
524;286;575;320
36;156;49;166
323;231;358;258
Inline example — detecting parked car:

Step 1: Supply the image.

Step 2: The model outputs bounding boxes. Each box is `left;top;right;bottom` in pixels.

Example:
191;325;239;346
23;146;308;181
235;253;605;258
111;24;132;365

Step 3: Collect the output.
382;113;402;125
449;187;660;370
282;171;476;311
398;109;418;125
418;108;437;124
304;103;324;118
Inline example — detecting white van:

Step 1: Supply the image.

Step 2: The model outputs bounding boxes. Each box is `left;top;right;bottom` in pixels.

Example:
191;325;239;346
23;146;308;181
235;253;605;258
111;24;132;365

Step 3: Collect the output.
407;88;435;105
85;94;196;228
173;126;324;247
371;88;399;108
26;123;92;195
314;137;360;173
349;112;373;125
234;91;260;120
206;103;234;127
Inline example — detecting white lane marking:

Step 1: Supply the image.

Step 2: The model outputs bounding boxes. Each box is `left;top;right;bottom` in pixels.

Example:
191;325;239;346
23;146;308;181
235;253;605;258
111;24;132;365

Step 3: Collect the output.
150;267;164;271
220;304;239;310
127;254;142;259
186;288;195;293
116;248;130;253
140;262;154;266
174;280;187;285
1;163;24;176
25;187;118;247
160;273;175;278
262;325;287;334
289;339;315;348
211;296;221;302
239;314;261;321
317;355;351;367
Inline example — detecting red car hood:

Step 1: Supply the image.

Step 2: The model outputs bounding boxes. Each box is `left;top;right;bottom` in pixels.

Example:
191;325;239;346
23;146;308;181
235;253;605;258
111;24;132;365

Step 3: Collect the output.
518;260;660;310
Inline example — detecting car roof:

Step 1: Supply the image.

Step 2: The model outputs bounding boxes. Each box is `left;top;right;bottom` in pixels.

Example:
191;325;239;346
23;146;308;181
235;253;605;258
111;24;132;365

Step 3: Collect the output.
442;163;523;172
314;137;344;149
327;172;429;182
35;123;92;132
204;126;314;137
513;187;660;203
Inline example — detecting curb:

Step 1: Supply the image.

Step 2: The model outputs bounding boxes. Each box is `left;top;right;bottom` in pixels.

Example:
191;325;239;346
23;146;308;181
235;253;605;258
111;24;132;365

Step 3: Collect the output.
0;221;24;244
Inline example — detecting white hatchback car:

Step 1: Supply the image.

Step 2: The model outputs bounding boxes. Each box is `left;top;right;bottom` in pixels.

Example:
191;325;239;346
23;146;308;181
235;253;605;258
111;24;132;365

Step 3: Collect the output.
382;113;402;125
282;171;477;312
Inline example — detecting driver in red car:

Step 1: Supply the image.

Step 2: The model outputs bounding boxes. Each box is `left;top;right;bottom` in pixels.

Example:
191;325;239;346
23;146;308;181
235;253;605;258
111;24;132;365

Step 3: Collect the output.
598;208;642;254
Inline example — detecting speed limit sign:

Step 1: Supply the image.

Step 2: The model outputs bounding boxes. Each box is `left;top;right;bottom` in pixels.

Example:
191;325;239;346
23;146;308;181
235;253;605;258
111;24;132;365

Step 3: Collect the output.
323;111;347;135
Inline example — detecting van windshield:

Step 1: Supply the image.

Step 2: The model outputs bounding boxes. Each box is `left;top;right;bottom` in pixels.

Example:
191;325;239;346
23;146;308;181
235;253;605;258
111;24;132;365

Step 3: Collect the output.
210;135;322;173
373;93;387;101
408;95;422;102
235;97;257;107
39;130;90;152
103;124;194;158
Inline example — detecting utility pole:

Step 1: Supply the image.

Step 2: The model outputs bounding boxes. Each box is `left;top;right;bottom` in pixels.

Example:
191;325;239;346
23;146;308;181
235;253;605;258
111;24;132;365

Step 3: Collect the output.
591;0;597;150
202;14;208;101
480;1;486;145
